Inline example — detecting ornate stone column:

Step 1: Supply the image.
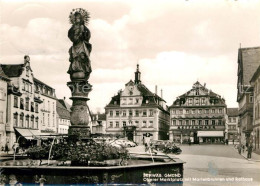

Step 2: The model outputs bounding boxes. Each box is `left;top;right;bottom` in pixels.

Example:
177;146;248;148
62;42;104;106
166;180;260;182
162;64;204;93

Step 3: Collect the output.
67;8;92;140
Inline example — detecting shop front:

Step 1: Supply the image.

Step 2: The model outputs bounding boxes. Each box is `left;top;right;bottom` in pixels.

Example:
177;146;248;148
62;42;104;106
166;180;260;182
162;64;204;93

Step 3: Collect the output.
197;131;224;144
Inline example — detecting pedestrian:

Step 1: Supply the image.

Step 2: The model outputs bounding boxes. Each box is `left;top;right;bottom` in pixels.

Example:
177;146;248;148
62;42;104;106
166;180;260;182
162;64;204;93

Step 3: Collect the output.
232;139;234;145
238;144;241;154
145;143;148;152
225;139;228;145
188;139;191;146
4;143;9;154
247;144;253;159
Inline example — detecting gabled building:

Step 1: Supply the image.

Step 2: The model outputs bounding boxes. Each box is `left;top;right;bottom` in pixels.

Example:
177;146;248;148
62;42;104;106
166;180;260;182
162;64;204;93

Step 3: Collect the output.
105;65;170;144
225;108;239;144
169;81;226;144
0;66;10;149
250;64;260;153
237;47;260;147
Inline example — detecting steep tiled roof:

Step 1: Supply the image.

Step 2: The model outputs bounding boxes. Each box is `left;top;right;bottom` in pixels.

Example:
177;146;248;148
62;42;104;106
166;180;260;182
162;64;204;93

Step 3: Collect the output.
227;108;239;117
239;47;260;85
0;64;24;77
250;64;260;83
56;100;70;119
58;99;71;112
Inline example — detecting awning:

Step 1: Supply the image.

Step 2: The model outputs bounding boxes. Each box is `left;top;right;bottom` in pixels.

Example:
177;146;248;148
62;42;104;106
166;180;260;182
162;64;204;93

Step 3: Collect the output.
30;130;43;137
15;128;34;140
197;131;224;137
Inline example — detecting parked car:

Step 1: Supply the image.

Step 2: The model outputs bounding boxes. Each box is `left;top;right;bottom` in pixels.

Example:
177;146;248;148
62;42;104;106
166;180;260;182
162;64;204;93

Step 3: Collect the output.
114;139;137;147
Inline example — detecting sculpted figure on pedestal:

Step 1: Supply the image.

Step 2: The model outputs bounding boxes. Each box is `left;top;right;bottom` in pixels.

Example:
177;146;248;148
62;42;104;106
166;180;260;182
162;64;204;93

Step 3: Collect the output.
67;8;92;81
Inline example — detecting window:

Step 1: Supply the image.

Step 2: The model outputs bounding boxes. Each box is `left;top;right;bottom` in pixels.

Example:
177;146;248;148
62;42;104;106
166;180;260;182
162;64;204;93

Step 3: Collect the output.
129;98;133;105
116;111;119;117
212;109;215;114
109;111;113;117
109;122;113;128
205;120;209;125
31;102;34;112
186;120;189;125
219;109;222;114
129;110;133;116
172;110;176;114
135;98;139;104
122;98;126;105
35;118;38;129
48;114;50;126
205;109;209;114
196;89;199;95
53;114;55;127
249;95;253;103
202;98;205;104
20;114;24;127
179;110;183;114
20;98;24;110
199;109;202;114
149;110;154;116
142;121;147;128
35;103;38;113
13;113;18;127
116;121;119;128
31;117;34;128
0;89;4;100
172;120;176;126
218;120;222;125
212;120;215;125
189;99;193;105
149;121;153;127
192;120;195;125
123;121;126;127
186;110;190;114
195;98;199;105
228;117;232;123
123;110;126;117
199;120;202;125
178;120;182;126
43;113;45;126
192;109;196;114
14;96;18;108
25;99;29;111
0;112;3;123
25;116;29;128
48;101;50;111
232;117;236;122
143;110;147;117
135;110;139;117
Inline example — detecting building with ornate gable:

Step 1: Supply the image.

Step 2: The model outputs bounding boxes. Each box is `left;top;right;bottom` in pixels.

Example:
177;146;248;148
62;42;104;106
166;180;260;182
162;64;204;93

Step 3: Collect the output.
169;81;226;144
105;65;170;144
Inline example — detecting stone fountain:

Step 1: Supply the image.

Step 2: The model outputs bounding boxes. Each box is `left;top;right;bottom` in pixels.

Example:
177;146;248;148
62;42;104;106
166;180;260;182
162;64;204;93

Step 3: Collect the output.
0;9;184;185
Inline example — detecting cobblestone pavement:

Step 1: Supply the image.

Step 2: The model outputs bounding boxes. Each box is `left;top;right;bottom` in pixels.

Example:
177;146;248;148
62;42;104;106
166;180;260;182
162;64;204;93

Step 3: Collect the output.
129;145;260;186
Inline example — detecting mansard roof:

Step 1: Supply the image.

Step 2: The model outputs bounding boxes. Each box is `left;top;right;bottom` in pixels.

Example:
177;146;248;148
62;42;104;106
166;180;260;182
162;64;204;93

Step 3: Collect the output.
0;64;24;77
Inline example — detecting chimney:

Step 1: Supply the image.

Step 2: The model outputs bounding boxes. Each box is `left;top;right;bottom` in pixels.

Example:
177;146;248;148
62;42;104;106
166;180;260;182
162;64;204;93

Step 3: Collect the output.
64;97;66;100
155;85;158;95
161;89;163;98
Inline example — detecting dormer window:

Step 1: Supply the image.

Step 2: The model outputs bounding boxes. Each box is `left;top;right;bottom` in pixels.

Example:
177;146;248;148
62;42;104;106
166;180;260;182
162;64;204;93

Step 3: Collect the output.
135;98;139;104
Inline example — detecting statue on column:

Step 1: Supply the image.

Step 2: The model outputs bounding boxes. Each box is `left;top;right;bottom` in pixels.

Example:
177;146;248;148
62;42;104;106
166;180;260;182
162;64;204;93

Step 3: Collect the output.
67;8;92;81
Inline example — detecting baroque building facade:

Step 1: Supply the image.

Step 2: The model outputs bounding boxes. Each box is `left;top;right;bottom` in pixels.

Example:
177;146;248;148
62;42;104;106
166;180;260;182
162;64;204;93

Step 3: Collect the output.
0;56;57;149
250;64;260;153
105;65;170;144
169;81;226;144
237;47;260;147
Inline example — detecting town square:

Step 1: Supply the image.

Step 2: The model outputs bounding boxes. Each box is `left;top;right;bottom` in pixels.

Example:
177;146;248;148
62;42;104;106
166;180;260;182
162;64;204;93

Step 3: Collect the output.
0;0;260;185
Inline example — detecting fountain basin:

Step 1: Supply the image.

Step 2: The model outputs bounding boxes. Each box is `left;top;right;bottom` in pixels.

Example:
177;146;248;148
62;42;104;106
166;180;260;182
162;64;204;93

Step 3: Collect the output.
0;156;184;184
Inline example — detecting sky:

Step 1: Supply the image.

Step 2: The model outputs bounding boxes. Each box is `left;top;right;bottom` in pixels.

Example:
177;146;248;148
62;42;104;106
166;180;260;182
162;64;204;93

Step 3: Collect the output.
0;0;260;113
